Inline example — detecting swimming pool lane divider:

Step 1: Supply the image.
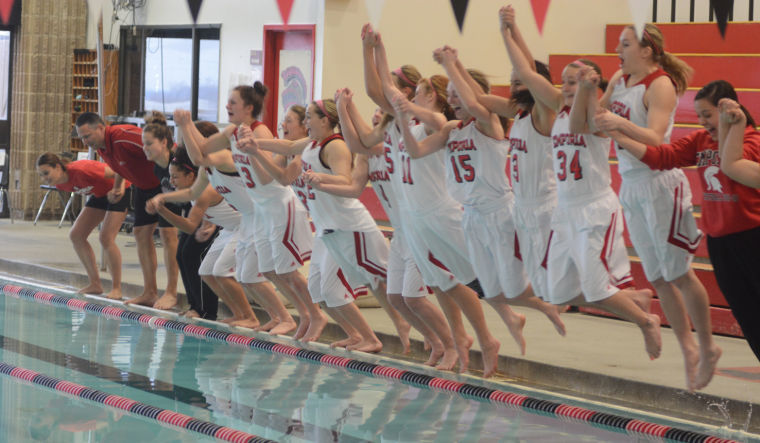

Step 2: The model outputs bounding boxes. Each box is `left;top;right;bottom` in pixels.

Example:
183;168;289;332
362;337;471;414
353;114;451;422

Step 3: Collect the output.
0;360;273;443
0;283;736;443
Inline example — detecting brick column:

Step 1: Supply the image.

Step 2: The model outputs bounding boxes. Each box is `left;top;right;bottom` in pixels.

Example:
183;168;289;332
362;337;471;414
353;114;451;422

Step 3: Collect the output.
8;0;86;220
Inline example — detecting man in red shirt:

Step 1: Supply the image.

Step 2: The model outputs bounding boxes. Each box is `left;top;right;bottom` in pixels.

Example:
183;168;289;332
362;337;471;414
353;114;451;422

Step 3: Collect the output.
75;113;180;309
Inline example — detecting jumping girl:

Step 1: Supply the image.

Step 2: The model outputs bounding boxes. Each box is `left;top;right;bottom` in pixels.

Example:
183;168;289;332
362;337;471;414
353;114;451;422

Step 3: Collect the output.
36;153;129;299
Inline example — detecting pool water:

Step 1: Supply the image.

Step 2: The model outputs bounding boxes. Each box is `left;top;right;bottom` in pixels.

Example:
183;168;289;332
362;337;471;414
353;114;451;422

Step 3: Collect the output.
0;280;741;442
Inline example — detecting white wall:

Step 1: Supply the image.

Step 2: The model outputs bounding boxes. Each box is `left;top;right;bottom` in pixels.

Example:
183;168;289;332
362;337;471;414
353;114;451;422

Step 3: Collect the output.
85;0;320;123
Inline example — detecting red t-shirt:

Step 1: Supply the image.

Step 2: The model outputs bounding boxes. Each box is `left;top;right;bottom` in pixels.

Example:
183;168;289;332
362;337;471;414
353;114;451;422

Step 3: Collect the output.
640;126;760;237
55;160;131;197
98;125;160;190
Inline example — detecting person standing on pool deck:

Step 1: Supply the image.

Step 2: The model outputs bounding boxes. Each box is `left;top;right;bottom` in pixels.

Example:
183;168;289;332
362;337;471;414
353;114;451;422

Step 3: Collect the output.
36;152;130;300
75;112;180;309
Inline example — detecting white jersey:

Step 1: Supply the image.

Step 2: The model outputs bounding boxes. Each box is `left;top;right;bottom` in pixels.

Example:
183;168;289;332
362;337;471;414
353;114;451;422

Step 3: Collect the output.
229;121;293;203
551;107;613;206
300;134;377;235
446;119;511;211
386;122;452;215
608;69;675;179
204;166;255;215
508;110;557;204
200;196;240;231
368;153;401;228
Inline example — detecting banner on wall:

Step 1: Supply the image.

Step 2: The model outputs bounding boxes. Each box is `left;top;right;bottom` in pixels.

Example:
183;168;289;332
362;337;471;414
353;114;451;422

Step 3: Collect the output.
711;0;733;38
277;0;295;26
449;0;469;33
529;0;550;35
186;0;202;24
277;50;312;138
365;0;385;29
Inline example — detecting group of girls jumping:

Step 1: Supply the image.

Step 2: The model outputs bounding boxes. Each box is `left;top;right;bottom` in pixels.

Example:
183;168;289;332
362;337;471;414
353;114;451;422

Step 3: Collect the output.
35;5;760;390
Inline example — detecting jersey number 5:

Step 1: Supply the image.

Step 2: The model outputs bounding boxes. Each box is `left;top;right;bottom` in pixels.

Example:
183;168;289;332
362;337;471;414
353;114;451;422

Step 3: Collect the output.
450;154;475;183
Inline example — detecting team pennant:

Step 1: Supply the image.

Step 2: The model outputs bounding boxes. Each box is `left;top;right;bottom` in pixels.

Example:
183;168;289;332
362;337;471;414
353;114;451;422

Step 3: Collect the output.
529;0;550;34
711;0;733;38
277;0;295;25
186;0;202;24
0;0;15;25
449;0;469;33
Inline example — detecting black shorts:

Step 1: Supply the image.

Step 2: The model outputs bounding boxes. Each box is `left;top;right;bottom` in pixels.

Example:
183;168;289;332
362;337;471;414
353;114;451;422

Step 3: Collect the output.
132;185;183;228
85;188;131;212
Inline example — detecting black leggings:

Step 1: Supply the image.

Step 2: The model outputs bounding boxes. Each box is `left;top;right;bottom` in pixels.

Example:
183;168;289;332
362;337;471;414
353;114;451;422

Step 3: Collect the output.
177;229;219;320
707;226;760;362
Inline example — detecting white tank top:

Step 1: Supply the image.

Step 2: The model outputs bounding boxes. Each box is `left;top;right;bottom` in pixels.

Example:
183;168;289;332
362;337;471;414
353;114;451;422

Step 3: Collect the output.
508;110;557;204
367;153;401;228
204;166;255;216
551;107;613;206
229;121;293;203
446;119;511;211
300;134;377;235
387;121;455;215
608;69;675;179
199;194;241;231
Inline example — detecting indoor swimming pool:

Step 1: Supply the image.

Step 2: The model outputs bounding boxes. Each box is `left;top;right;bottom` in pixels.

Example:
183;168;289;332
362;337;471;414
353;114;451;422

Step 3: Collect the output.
0;276;746;442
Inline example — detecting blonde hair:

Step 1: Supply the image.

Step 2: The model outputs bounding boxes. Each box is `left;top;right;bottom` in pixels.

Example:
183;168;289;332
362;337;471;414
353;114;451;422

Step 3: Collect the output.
627;24;693;95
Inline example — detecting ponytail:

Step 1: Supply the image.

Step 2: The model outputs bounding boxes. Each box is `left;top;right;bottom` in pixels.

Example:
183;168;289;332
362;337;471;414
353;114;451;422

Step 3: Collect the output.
143;110;174;148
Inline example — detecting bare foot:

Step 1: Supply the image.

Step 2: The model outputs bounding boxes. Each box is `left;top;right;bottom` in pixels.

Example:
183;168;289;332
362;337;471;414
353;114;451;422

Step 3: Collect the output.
292;316;310;341
348;338;383;353
694;345;722;390
231;317;261;329
454;335;474;374
397;321;411;355
301;312;328;343
423;337;432;351
544;305;567;337
183;309;200;319
683;344;700;391
221;316;241;325
629;289;653;313
78;283;104;295
435;347;459;371
153;292;178;310
481;338;501;378
505;312;527;355
423;341;444;366
106;288;123;300
331;336;361;349
256;319;279;332
640;314;662;360
124;292;159;307
269;319;297;335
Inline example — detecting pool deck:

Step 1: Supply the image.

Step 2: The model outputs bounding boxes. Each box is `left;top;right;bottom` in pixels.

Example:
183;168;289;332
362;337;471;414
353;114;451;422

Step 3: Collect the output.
1;219;758;435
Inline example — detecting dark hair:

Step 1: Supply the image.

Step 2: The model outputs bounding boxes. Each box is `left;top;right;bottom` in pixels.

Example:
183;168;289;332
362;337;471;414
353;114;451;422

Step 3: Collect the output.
36;152;71;171
170;146;198;175
467;69;490;94
143;110;175;149
535;60;552;84
194;120;220;138
75;112;104;127
287;105;307;124
695;80;757;128
233;81;268;119
568;59;609;91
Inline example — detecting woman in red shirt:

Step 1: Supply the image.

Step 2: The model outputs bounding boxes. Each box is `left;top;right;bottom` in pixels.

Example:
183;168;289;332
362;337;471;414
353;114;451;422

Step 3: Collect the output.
36;153;130;300
601;80;760;369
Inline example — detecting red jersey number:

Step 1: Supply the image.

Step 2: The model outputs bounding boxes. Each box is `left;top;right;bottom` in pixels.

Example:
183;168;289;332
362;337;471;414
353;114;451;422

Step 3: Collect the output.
511;154;519;183
556;150;583;181
450;154;475;183
241;167;256;188
401;155;414;184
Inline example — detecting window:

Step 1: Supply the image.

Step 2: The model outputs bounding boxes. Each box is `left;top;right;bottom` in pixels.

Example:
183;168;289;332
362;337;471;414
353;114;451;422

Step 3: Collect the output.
0;30;10;120
119;26;220;121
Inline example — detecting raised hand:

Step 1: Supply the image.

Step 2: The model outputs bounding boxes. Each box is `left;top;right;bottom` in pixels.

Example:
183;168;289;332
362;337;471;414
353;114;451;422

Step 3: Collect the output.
718;98;746;126
440;46;458;65
361;23;377;48
236;131;259;155
174;109;192;126
593;109;625;133
499;5;516;30
433;47;445;64
390;90;411;116
576;65;599;90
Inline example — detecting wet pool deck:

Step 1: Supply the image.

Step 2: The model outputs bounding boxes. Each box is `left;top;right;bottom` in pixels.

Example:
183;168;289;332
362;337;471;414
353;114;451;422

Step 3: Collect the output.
0;219;758;436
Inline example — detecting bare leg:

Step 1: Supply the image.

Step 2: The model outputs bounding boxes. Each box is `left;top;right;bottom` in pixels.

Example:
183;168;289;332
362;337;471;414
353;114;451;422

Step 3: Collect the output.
248;281;296;335
324;305;362;348
265;271;311;339
434;288;474;374
444;284;501;378
125;224;159;306
670;271;722;390
389;292;437;357
339;302;383;353
596;289;662;360
403;296;457;367
507;285;566;336
485;295;527;355
99;210;127;300
283;270;328;342
153;226;180;310
68;207;106;295
370;282;411;354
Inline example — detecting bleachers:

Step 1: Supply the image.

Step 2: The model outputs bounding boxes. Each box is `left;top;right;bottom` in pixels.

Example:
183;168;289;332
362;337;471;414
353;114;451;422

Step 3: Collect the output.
358;22;759;338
